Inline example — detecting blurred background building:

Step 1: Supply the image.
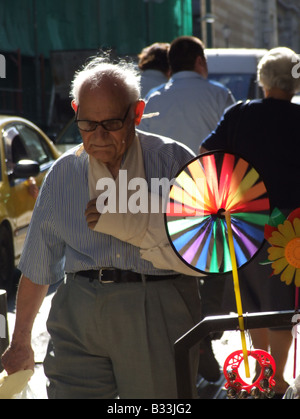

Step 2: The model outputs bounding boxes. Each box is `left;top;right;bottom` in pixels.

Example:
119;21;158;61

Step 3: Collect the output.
193;0;300;51
0;0;299;133
0;0;192;131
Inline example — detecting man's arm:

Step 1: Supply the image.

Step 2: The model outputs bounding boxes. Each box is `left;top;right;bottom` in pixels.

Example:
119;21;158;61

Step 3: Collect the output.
1;275;49;374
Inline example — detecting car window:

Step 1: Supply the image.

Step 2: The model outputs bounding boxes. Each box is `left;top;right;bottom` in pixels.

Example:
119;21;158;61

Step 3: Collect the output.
16;124;54;166
3;123;55;178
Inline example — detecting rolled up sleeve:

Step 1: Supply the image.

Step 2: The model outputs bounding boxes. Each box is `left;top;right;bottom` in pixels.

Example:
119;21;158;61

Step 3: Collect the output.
18;172;66;285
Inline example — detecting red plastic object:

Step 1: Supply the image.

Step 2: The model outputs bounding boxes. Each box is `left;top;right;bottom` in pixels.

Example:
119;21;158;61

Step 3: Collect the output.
223;350;276;399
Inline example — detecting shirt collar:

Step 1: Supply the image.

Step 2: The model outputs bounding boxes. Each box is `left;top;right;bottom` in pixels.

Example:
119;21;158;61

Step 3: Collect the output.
170;71;205;81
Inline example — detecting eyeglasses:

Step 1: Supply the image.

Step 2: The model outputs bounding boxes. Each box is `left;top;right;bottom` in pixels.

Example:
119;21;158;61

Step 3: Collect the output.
75;105;131;132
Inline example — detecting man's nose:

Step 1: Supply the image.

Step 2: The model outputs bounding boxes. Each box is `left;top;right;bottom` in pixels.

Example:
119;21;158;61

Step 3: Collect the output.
94;124;110;136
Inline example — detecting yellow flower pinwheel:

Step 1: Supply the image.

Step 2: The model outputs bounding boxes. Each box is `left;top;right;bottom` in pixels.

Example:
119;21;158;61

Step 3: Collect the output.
265;209;300;287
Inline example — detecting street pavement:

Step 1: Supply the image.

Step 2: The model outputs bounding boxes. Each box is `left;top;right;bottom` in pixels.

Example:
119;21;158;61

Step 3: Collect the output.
5;286;299;399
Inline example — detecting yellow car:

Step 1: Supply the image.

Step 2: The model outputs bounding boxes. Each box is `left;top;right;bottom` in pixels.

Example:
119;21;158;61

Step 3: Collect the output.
0;115;60;293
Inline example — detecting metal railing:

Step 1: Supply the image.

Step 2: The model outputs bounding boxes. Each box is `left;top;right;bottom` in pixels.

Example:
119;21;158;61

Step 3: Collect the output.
174;310;296;399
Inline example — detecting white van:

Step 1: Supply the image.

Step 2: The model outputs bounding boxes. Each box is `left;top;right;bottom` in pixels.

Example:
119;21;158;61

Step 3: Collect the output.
205;48;268;101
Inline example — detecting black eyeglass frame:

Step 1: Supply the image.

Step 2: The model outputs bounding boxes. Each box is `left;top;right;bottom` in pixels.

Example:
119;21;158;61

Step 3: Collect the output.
75;105;131;132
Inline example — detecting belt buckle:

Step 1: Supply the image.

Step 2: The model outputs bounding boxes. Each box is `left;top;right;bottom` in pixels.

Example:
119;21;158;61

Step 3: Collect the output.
98;268;114;284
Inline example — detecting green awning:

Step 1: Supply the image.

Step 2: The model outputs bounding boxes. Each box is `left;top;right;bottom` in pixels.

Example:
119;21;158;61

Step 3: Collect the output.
0;0;192;58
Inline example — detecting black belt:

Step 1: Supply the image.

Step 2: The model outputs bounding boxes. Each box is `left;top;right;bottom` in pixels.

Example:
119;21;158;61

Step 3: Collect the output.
74;269;180;283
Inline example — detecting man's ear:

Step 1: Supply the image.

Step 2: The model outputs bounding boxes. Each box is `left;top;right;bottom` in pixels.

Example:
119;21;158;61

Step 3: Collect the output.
71;100;78;113
134;100;146;126
194;56;208;79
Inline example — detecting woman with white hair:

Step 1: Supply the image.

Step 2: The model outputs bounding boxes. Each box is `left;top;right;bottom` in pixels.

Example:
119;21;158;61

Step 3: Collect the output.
200;47;300;398
258;47;300;99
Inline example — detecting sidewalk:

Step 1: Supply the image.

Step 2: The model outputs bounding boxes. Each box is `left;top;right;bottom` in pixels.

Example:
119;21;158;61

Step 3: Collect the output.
7;289;298;399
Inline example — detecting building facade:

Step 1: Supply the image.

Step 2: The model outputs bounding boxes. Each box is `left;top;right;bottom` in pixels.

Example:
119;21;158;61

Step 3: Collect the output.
193;0;300;51
277;0;300;51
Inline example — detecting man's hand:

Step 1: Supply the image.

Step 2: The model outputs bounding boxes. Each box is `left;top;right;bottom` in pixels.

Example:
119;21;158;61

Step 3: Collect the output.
1;339;34;374
1;276;48;375
85;198;100;229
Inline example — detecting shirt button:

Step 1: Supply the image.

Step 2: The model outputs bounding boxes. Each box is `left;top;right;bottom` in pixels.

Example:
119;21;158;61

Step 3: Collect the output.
116;254;121;258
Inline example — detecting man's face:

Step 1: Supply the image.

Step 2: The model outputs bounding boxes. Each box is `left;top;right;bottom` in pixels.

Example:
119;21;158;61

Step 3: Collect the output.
75;79;137;169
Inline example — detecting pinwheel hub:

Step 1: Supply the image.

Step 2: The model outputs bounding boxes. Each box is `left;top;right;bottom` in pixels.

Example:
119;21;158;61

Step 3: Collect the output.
217;208;226;219
211;208;226;221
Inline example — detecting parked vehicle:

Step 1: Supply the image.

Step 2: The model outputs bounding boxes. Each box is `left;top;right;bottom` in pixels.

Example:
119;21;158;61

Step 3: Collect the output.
205;48;268;101
0;115;60;293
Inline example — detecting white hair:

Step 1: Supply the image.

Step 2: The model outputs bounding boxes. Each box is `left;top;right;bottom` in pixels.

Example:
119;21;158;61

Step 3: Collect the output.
70;55;141;104
258;47;300;94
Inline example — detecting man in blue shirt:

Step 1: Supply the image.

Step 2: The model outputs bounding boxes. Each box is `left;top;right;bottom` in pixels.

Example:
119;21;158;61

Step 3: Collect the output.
139;36;235;153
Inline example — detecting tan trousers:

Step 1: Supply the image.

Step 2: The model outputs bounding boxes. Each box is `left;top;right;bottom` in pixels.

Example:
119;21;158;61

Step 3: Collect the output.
44;273;201;399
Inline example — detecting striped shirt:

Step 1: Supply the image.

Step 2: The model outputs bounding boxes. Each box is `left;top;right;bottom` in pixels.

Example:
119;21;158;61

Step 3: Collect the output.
18;130;195;285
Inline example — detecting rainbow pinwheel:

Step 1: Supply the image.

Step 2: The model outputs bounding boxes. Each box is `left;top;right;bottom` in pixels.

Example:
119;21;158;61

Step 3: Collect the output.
165;151;270;274
165;151;270;378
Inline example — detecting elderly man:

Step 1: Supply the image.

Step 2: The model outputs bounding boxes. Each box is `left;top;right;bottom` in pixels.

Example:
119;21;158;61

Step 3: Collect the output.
2;57;202;399
139;36;235;153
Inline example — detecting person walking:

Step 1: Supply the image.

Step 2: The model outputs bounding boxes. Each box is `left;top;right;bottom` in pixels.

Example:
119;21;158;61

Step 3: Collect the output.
2;56;202;399
138;42;170;98
139;36;235;153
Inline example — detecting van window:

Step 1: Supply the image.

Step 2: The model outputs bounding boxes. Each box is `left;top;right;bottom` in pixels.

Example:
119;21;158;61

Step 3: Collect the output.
206;49;267;101
209;73;262;101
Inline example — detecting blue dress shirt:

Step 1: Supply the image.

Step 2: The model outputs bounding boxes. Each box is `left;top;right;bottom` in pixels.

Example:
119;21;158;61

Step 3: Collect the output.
139;71;235;153
18;131;195;285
